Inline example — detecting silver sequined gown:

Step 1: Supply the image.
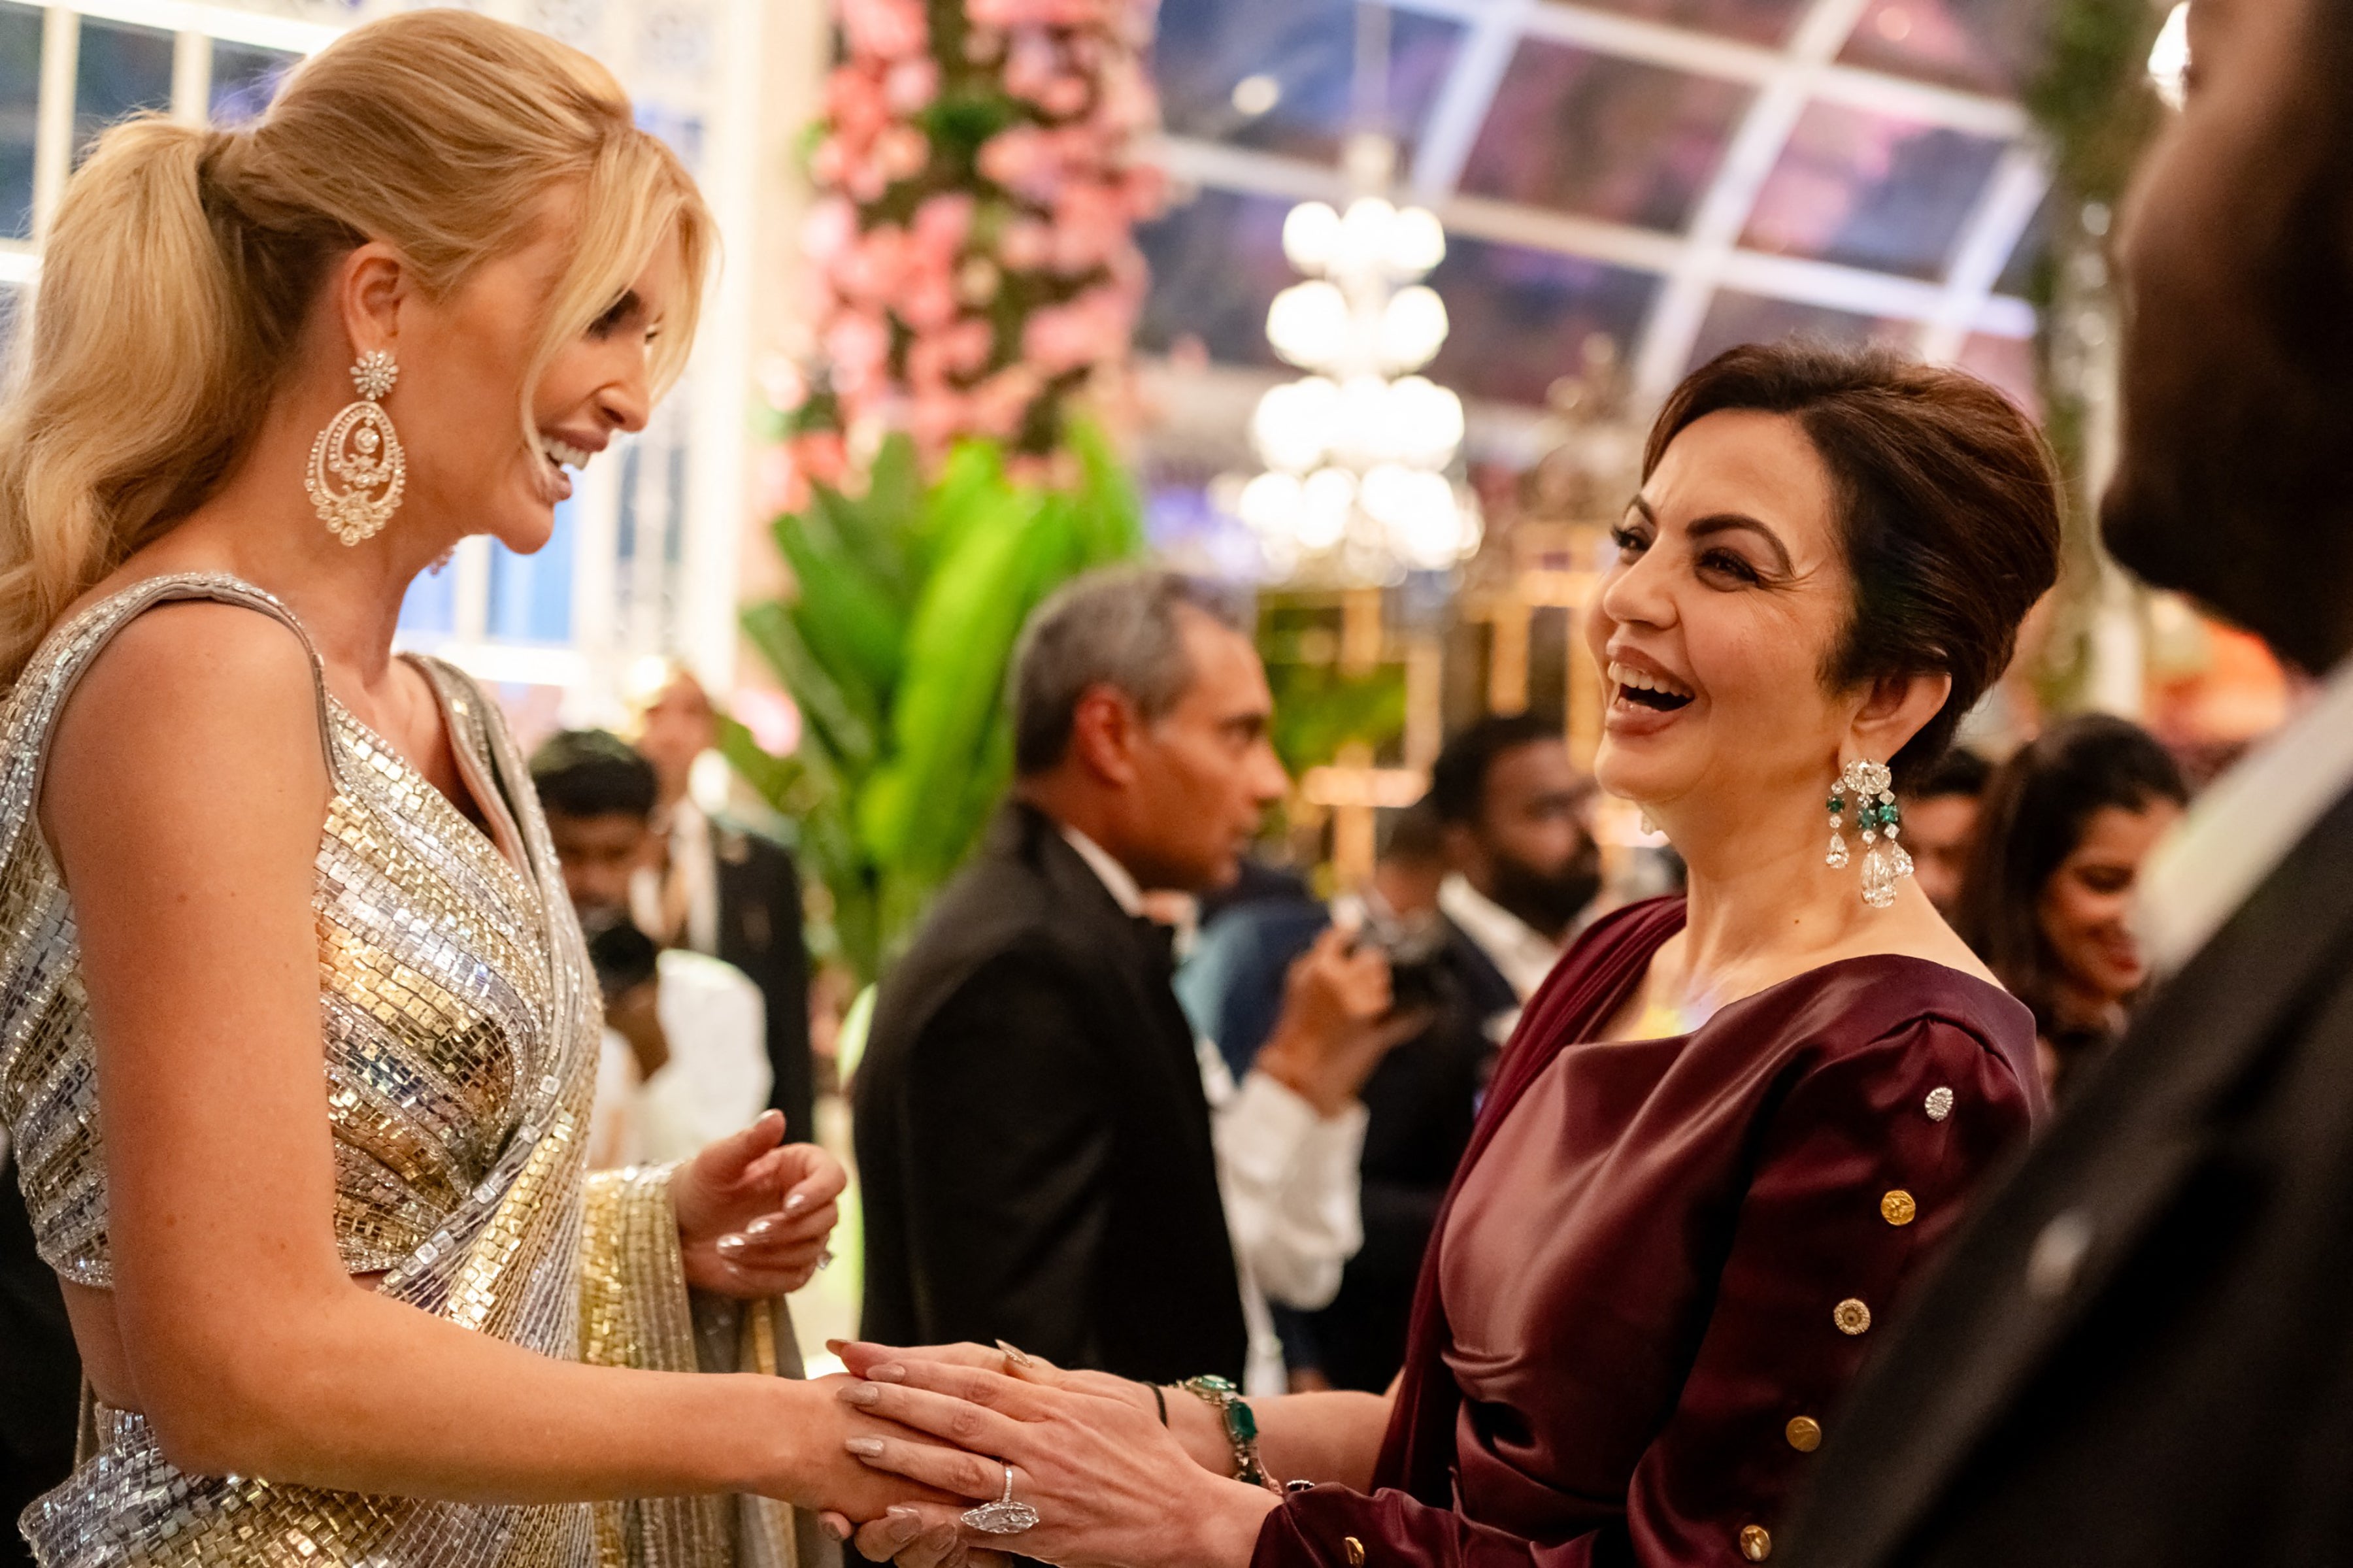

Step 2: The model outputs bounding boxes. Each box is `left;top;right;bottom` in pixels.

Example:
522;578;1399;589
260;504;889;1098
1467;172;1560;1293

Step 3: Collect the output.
0;575;814;1568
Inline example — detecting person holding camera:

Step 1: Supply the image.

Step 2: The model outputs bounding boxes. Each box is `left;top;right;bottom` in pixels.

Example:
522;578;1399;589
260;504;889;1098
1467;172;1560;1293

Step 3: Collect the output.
531;729;773;1168
855;569;1423;1397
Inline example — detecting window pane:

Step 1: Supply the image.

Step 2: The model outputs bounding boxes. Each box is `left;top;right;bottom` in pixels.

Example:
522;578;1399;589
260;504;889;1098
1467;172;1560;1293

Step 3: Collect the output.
1136;187;1293;368
1422;236;1660;405
488;501;576;643
1958;331;2038;418
1155;0;1465;167
1684;289;1914;374
0;282;22;390
1459;41;1748;231
210;40;298;126
0;2;40;239
1839;0;2043;97
75;18;174;167
1544;0;1810;49
1739;101;2007;280
398;561;458;637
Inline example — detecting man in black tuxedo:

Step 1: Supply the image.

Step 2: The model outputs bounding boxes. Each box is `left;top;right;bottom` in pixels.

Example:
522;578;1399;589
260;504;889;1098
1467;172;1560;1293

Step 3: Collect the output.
1;1144;78;1566
1784;0;2353;1560
856;569;1405;1386
633;665;817;1146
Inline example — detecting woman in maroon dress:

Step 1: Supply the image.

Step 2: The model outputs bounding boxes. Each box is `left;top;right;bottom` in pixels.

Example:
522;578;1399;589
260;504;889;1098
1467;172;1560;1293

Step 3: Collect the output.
827;343;2065;1568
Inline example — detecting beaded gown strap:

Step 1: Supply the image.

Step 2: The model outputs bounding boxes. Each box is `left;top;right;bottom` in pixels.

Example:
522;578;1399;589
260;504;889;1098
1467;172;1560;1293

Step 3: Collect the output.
10;572;344;810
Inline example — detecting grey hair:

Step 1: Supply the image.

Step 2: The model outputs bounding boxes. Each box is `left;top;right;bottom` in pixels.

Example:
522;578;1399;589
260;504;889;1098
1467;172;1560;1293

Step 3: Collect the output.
1012;567;1253;776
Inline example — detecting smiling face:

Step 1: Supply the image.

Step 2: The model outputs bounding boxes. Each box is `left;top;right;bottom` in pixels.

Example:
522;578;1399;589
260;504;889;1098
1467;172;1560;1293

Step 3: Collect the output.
1586;409;1871;836
380;205;682;556
2037;799;2183;1012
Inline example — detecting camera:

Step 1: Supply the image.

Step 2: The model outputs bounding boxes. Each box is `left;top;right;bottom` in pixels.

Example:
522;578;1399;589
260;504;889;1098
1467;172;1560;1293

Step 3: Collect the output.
581;910;659;1002
1354;906;1454;1016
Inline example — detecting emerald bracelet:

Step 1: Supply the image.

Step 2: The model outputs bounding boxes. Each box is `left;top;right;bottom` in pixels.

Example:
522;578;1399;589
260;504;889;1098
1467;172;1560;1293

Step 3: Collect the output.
1180;1375;1273;1489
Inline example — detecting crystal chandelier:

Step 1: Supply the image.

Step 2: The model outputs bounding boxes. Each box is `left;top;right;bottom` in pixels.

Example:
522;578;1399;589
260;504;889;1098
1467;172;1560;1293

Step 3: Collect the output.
1224;139;1481;583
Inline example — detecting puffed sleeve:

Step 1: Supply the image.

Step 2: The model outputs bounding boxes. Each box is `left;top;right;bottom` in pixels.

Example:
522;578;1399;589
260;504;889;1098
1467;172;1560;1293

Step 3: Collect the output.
1248;1014;2033;1568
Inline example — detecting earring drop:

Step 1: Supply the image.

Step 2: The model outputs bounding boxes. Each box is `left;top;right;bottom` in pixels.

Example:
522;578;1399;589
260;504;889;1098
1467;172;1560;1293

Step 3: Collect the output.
1829;759;1912;909
309;348;407;546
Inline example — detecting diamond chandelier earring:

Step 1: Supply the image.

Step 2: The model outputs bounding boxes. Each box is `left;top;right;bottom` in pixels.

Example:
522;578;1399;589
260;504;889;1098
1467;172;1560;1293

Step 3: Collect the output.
309;349;406;546
1826;758;1913;909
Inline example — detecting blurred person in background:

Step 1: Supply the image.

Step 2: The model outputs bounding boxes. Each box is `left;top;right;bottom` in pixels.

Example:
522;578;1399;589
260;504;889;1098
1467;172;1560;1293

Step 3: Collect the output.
1;1136;77;1568
1783;0;2353;1557
1258;716;1604;1396
1899;745;1992;918
1954;716;2188;1098
1431;714;1605;1033
856;569;1422;1393
631;663;818;1144
1178;803;1503;1393
533;729;772;1165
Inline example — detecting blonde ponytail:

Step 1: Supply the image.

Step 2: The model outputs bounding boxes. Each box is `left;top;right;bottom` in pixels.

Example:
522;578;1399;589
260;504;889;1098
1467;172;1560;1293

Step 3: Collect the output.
0;9;711;683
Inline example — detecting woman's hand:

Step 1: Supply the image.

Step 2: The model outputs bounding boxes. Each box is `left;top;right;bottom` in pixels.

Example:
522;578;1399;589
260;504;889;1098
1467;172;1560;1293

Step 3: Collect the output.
829;1352;1282;1568
673;1110;844;1297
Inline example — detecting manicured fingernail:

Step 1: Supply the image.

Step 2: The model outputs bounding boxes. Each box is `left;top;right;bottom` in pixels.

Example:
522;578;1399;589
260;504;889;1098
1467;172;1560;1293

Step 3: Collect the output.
784;1192;809;1214
838;1382;881;1406
844;1437;886;1457
746;1214;784;1238
715;1233;748;1255
888;1507;922;1521
822;1517;852;1541
995;1339;1034;1367
867;1362;907;1383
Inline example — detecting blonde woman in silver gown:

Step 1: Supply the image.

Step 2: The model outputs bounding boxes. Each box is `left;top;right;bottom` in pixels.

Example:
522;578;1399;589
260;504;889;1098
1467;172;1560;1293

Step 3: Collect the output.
0;11;920;1567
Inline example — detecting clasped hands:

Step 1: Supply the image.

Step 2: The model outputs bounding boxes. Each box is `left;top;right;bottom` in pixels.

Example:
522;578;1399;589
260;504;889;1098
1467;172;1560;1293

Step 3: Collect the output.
813;1341;1283;1568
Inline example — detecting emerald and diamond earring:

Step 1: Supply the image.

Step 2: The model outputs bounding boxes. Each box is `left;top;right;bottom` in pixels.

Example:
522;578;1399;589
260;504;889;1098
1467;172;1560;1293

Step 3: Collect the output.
1827;758;1912;909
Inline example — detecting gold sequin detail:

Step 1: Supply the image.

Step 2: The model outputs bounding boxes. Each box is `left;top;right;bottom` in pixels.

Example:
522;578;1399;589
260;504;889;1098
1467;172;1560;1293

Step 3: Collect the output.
1833;1297;1873;1335
0;576;649;1568
1880;1189;1917;1226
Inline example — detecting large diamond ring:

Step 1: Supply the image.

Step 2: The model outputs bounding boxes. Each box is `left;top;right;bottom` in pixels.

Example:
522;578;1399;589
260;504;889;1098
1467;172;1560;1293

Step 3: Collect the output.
960;1463;1040;1536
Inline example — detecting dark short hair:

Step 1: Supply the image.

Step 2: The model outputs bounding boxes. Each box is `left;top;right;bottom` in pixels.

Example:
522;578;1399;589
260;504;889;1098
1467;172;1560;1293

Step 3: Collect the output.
1954;714;2188;1043
1427;712;1563;827
1011;567;1252;776
1904;745;1994;803
529;728;658;821
1378;803;1446;866
1646;342;2063;789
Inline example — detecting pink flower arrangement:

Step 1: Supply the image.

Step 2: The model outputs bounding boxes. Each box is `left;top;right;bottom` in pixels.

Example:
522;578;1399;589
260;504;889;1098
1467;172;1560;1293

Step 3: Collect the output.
780;0;1167;467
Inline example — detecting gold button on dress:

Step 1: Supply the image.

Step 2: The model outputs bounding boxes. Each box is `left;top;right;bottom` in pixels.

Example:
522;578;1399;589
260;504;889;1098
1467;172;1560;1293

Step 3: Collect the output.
1833;1297;1873;1335
0;576;811;1568
1880;1190;1918;1226
1784;1416;1822;1452
1739;1524;1773;1560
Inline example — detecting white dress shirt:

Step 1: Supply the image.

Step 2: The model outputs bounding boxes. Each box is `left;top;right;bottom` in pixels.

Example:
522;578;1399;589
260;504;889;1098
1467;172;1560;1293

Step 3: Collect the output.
630;798;722;956
589;948;772;1168
1061;825;1367;1395
1438;873;1564;1003
2137;655;2353;979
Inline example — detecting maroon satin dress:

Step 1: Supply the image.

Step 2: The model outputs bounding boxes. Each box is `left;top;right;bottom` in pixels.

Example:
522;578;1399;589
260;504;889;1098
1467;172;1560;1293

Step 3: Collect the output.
1250;897;2040;1568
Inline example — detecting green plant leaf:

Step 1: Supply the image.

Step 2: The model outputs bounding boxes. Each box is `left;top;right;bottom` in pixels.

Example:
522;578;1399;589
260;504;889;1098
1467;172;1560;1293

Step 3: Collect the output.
773;509;906;701
741;600;879;773
1067;419;1146;563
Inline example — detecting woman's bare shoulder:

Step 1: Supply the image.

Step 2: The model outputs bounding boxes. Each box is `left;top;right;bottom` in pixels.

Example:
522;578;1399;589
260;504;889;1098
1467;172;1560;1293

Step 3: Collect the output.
42;598;329;841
